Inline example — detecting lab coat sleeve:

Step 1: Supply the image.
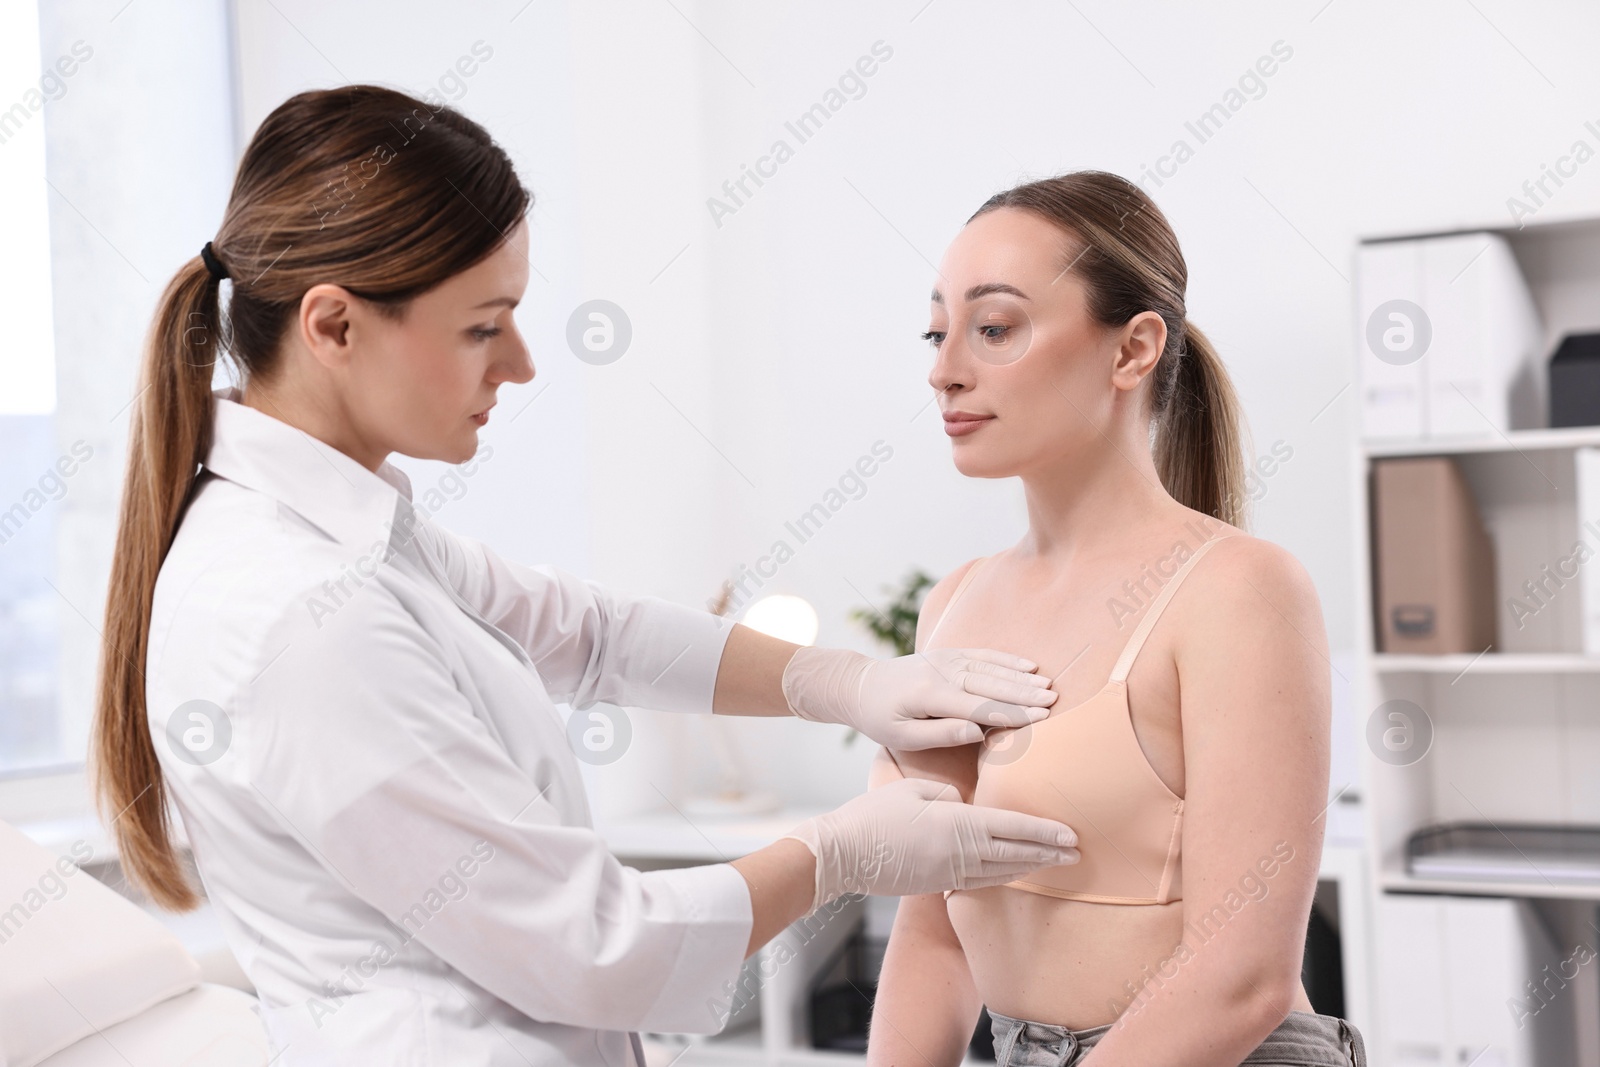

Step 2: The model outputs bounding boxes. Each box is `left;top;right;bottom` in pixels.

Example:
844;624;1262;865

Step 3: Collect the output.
242;576;753;1034
417;519;734;715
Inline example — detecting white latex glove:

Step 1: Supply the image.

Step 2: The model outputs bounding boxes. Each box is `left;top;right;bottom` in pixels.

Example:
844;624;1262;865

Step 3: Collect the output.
780;777;1079;914
781;645;1058;750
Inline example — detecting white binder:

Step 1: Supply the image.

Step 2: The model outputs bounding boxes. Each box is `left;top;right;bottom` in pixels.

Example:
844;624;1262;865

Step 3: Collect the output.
1357;240;1428;438
1357;233;1543;441
1578;446;1600;655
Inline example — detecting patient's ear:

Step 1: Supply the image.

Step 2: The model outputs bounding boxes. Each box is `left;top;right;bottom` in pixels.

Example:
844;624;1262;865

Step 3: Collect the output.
1109;310;1167;393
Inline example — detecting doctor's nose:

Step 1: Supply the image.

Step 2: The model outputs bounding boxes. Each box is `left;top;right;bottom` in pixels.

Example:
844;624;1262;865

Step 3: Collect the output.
494;327;536;386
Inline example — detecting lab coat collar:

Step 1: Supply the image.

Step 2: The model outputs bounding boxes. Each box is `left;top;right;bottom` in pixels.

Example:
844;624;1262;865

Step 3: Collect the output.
203;387;417;552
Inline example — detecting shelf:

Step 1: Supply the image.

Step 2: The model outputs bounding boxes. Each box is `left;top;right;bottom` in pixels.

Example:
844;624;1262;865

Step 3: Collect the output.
659;1036;985;1067
1373;652;1600;674
1362;424;1600;458
649;1021;993;1067
600;805;833;862
1358;207;1600;246
775;1050;877;1067
1380;869;1600;902
648;1027;764;1067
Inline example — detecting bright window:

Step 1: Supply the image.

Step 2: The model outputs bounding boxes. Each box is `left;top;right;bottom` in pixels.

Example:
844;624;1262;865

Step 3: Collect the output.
0;0;66;774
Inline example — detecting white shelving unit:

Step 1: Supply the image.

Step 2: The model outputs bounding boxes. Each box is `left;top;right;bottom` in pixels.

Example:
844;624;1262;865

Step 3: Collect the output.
1354;213;1600;1067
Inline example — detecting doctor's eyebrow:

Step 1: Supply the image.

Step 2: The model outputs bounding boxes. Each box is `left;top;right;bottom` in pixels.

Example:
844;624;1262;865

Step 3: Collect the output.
929;282;1031;305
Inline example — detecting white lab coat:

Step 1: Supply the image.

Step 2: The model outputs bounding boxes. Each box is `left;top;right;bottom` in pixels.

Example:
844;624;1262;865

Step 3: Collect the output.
145;390;753;1065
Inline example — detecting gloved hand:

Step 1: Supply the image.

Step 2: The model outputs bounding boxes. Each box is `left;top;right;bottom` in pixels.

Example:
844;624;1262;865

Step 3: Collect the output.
781;645;1058;750
780;777;1079;915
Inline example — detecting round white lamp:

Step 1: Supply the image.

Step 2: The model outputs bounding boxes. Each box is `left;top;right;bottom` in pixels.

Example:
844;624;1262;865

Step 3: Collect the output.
740;593;819;648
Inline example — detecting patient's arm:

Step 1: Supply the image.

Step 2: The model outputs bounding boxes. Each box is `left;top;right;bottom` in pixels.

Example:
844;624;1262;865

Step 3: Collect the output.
866;561;985;1067
867;876;984;1067
865;747;984;1067
1077;536;1331;1065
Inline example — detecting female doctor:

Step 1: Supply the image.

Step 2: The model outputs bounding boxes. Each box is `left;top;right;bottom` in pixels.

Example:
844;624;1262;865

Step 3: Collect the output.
91;86;1080;1064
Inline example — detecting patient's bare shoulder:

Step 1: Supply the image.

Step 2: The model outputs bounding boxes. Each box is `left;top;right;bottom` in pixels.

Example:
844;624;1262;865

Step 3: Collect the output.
915;556;983;654
1170;530;1323;649
1166;528;1328;704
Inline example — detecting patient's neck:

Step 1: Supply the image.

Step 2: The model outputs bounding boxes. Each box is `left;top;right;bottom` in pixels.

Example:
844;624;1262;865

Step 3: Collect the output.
1016;438;1174;563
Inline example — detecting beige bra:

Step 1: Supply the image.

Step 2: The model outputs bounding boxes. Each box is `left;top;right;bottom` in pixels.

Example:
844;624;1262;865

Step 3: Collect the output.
874;535;1225;905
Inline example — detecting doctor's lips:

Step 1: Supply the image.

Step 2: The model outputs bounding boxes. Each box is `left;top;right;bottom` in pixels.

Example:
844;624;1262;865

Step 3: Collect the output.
942;409;994;437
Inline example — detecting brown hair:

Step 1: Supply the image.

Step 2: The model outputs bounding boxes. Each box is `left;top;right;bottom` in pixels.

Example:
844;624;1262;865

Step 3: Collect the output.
94;85;531;910
970;171;1249;528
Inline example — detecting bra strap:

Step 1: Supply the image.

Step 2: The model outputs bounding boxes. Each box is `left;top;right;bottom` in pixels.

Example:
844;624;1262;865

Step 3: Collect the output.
1109;535;1227;683
922;555;991;648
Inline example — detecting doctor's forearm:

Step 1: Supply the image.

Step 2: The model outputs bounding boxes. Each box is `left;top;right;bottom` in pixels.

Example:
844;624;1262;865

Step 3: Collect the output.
728;837;819;956
711;623;801;717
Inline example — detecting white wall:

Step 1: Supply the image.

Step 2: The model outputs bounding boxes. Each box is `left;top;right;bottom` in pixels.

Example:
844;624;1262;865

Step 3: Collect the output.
228;0;733;820
668;0;1600;808
178;0;1600;815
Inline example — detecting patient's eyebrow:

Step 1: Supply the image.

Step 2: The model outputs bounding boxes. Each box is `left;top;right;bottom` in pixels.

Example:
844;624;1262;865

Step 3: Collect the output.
929;282;1030;305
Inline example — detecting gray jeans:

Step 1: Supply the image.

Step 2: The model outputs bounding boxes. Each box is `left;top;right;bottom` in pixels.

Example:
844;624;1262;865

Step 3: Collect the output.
987;1007;1367;1066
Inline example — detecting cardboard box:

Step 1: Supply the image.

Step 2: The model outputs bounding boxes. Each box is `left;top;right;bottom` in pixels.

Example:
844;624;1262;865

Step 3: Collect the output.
1371;457;1497;654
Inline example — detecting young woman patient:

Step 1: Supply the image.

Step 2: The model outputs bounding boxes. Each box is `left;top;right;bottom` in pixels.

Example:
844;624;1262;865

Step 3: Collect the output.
864;172;1365;1067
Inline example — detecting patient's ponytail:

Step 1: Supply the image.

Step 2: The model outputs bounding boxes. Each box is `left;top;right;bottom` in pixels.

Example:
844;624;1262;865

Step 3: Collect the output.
1156;319;1248;528
970;172;1250;528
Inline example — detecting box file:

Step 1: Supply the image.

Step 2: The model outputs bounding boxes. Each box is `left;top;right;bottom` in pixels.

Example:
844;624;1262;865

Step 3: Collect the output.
1371;456;1497;654
1357;233;1543;441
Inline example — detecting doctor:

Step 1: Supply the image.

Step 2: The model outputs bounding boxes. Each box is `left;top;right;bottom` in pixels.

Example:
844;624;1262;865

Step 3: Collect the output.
92;85;1079;1064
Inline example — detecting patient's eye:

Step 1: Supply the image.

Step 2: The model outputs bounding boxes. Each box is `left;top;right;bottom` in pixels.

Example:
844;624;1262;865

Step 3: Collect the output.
979;323;1011;341
921;329;945;347
470;326;502;342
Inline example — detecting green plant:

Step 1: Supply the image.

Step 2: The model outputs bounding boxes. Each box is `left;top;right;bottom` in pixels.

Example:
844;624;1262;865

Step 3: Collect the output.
850;569;936;658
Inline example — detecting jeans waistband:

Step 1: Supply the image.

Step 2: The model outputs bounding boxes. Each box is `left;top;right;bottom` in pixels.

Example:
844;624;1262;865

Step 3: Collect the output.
987;1007;1366;1066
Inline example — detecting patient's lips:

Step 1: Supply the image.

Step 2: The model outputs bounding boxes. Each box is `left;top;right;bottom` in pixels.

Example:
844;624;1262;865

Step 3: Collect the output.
943;409;994;437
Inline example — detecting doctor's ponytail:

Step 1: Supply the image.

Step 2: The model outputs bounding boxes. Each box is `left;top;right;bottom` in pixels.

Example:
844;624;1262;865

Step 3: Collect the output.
969;172;1249;529
95;256;223;911
95;85;530;910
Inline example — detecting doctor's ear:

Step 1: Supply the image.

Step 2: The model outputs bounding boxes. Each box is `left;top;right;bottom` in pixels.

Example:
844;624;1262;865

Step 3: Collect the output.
1109;310;1168;393
297;283;366;368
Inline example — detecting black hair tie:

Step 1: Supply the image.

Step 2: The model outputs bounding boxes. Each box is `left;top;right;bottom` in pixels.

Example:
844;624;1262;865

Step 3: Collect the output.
200;241;229;282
